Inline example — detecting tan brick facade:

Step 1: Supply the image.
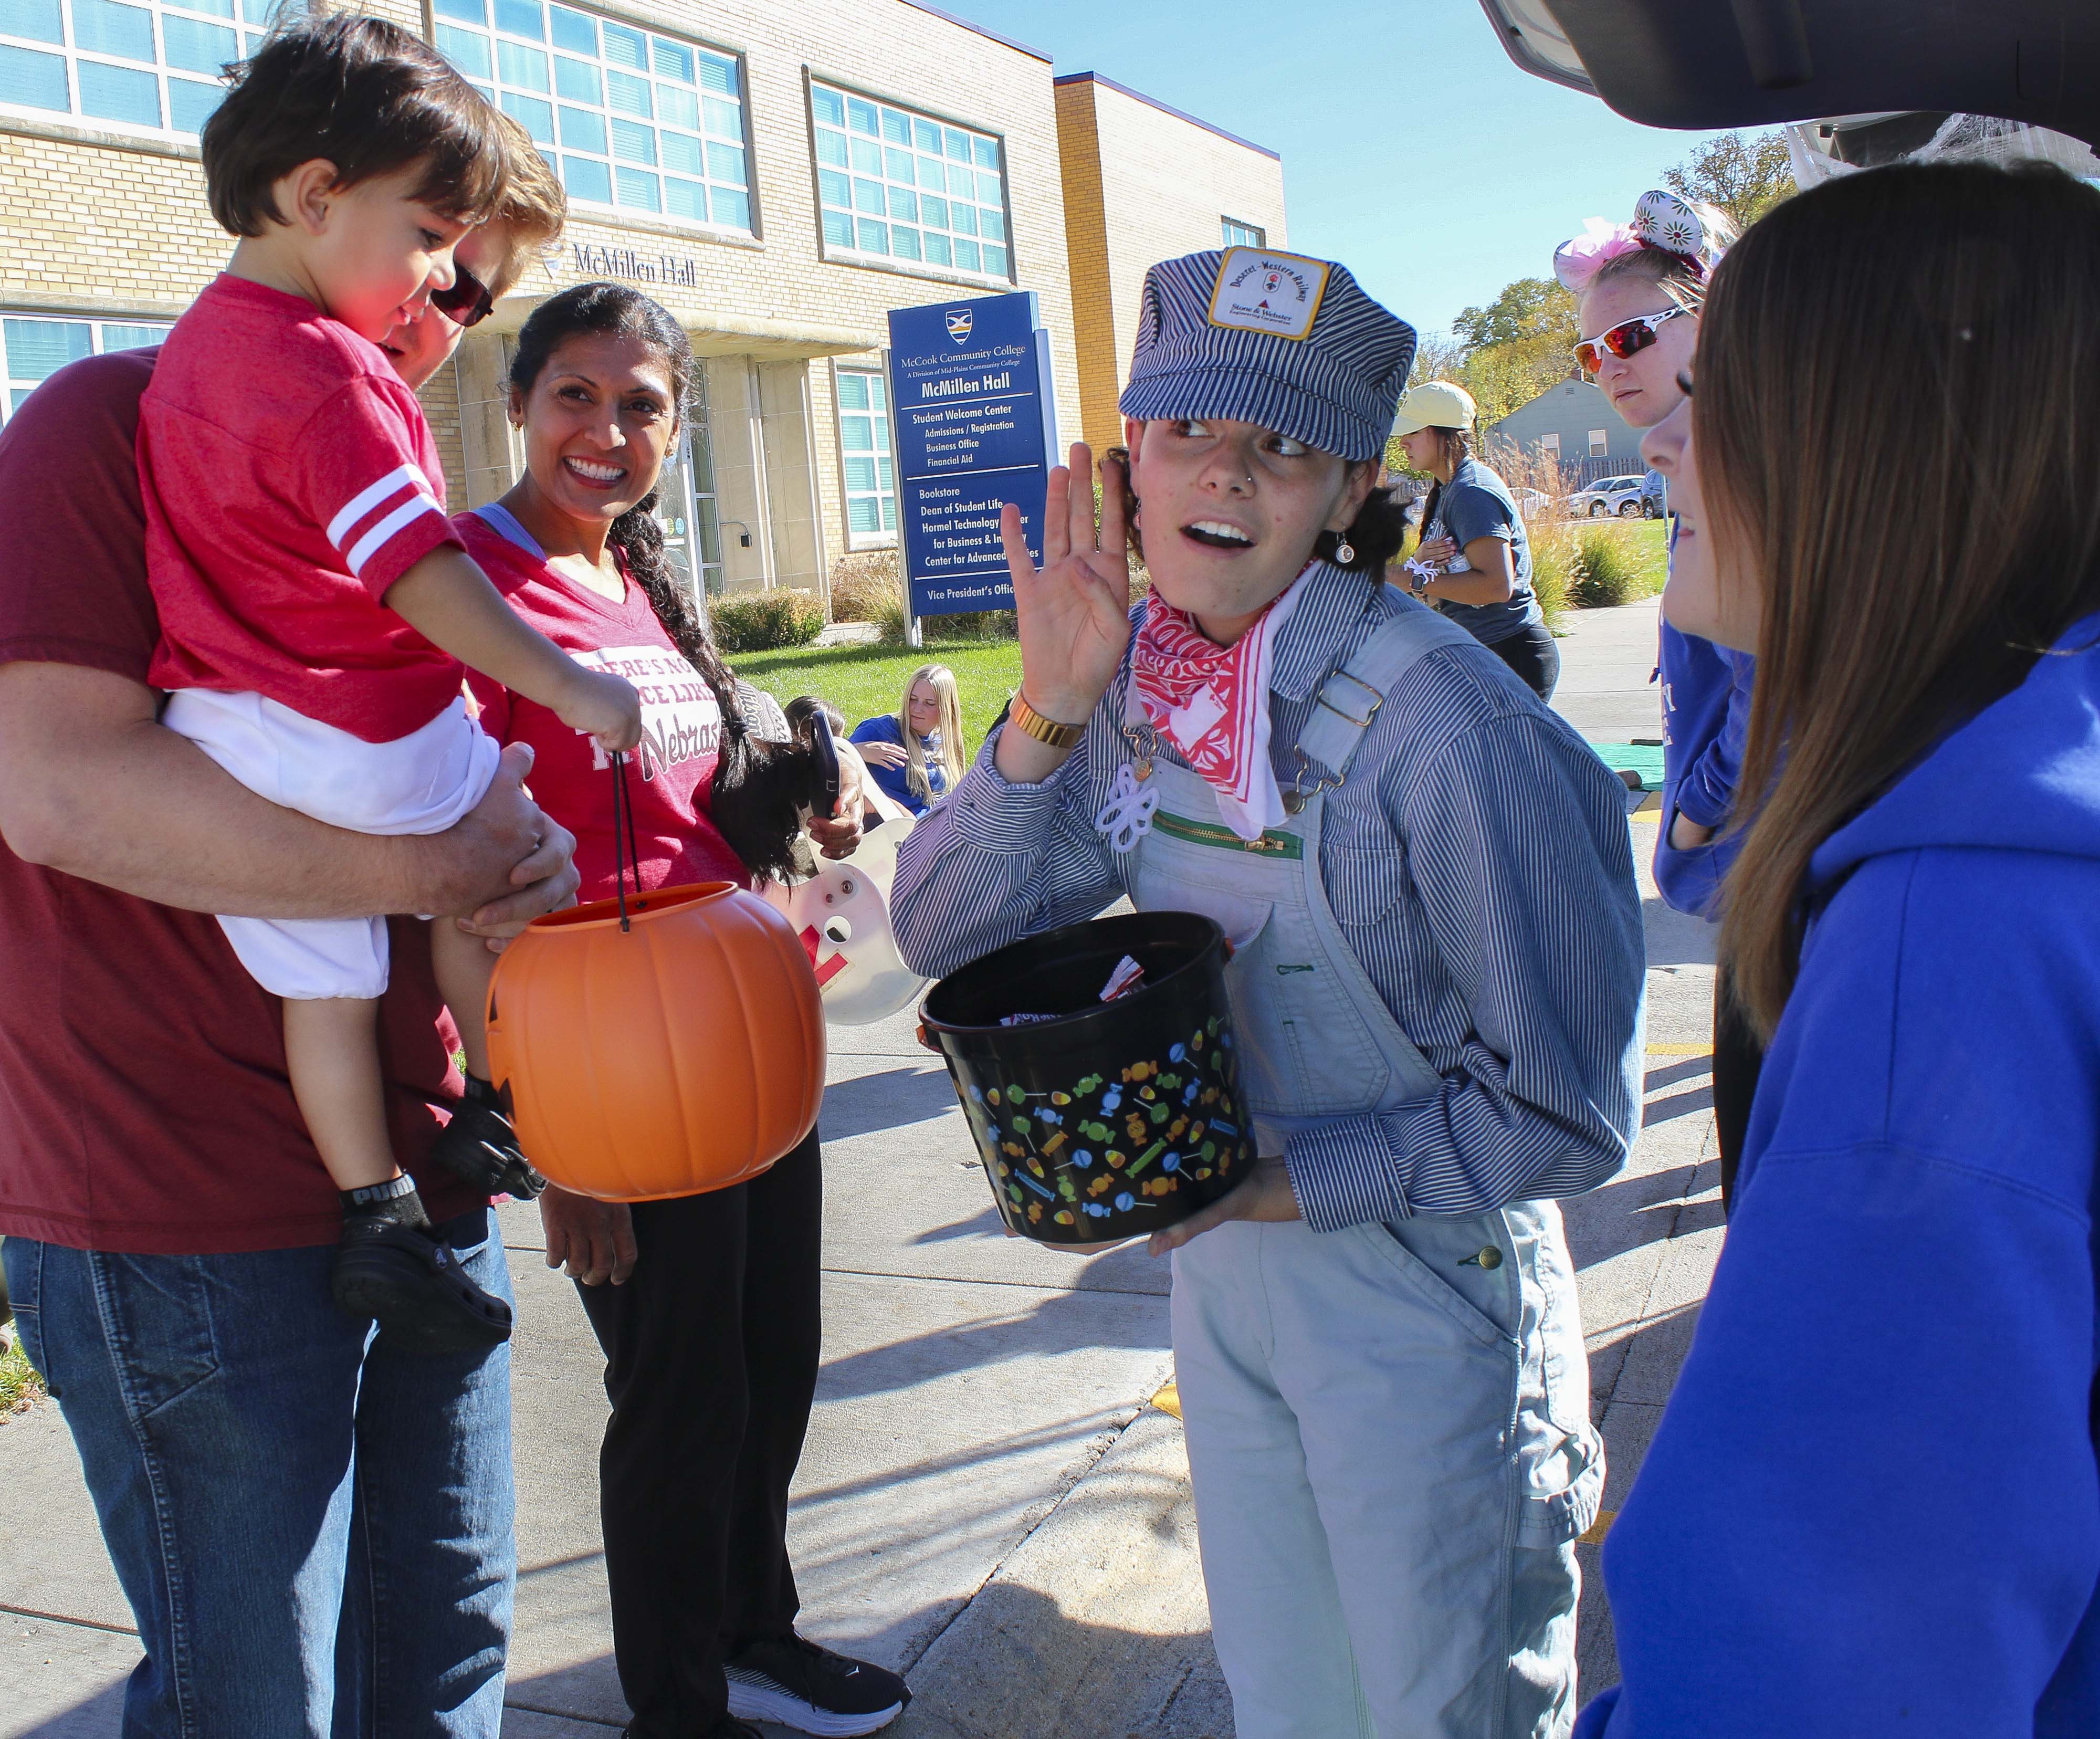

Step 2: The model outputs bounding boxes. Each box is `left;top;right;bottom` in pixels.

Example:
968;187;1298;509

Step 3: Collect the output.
1054;74;1287;456
0;1;1277;612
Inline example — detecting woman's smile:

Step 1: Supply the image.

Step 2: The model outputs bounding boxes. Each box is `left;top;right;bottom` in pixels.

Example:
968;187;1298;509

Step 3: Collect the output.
563;454;629;489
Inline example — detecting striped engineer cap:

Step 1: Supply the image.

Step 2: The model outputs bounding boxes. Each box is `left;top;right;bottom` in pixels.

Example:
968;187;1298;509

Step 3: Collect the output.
1119;248;1416;463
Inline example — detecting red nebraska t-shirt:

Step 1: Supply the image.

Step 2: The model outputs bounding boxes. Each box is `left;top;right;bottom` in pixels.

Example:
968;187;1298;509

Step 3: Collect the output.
139;274;467;743
0;350;477;1254
457;510;748;900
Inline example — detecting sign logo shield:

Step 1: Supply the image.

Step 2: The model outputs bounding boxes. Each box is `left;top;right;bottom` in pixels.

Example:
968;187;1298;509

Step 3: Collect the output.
945;308;973;344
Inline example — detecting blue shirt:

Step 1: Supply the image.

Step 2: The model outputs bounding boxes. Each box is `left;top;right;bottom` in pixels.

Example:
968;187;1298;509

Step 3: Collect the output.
849;713;947;816
889;562;1644;1231
1654;619;1755;917
1427;456;1542;647
1578;615;2100;1739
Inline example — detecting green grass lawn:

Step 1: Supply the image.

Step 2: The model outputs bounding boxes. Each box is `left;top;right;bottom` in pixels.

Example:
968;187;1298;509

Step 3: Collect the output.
1;1332;44;1417
734;640;1024;752
1603;516;1671;595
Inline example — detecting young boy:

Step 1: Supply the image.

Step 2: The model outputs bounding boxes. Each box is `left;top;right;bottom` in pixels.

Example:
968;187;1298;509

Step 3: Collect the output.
140;13;642;1350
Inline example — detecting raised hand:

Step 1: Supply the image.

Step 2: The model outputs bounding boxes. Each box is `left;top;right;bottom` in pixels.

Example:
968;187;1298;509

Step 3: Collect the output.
1001;442;1133;726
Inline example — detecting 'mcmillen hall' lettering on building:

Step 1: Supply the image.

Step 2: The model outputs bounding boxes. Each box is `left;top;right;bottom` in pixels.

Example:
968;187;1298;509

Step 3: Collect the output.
571;244;701;290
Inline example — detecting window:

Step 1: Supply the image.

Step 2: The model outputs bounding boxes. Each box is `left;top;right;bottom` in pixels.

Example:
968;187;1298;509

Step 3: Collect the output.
1221;216;1265;249
1;312;169;418
1587;428;1609;458
431;0;751;231
1538;432;1560;458
834;366;895;543
0;0;285;139
808;81;1010;281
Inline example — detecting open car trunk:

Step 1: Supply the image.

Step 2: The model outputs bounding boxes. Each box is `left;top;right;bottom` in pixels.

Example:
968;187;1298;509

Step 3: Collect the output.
1474;1;2100;148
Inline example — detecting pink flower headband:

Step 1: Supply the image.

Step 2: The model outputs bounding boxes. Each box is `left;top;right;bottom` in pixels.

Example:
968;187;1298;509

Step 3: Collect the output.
1553;190;1719;294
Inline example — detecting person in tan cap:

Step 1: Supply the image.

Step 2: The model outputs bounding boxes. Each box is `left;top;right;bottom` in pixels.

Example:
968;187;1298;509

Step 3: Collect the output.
1394;379;1559;698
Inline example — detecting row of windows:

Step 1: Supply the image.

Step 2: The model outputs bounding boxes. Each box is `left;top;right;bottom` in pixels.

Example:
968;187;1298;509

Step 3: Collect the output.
0;0;1019;288
1536;431;1614;459
0;311;169;417
0;0;272;135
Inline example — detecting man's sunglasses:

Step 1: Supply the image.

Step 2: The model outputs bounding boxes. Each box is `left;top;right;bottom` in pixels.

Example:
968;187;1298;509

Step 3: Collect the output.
1573;307;1689;375
430;264;494;329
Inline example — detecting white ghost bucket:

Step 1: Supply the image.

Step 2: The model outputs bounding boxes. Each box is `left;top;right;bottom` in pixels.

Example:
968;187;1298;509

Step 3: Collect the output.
761;815;929;1025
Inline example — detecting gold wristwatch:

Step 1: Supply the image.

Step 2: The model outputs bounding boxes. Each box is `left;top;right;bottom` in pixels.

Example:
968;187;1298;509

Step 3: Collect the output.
1007;690;1087;750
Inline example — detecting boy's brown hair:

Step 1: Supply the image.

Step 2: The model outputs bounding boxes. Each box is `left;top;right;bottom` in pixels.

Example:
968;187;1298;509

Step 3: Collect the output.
201;9;507;238
485;116;566;299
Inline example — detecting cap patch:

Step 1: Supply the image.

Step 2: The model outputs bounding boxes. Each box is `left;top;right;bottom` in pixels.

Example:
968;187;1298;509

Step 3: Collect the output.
1206;248;1331;342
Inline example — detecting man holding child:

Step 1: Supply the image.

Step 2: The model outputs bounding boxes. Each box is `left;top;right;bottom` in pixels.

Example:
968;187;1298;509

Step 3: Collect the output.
0;16;573;1732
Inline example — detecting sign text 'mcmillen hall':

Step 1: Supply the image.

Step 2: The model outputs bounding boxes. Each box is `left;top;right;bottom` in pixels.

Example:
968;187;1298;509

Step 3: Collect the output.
571;242;701;289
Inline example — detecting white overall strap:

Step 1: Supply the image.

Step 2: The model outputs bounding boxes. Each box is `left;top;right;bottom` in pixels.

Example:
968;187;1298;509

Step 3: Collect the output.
1294;601;1475;781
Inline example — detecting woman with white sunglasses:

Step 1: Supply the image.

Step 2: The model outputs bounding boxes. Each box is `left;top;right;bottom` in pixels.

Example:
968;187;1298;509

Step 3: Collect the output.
1555;191;1757;1209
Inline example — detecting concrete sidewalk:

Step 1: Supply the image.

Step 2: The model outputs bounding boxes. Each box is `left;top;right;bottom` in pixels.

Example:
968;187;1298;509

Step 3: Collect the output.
1;595;1720;1738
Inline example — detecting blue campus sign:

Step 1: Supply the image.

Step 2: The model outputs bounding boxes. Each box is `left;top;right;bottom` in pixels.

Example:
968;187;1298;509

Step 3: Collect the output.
886;291;1058;618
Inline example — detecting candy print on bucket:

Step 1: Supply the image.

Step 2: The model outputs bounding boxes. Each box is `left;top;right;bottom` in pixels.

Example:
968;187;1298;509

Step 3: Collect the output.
919;912;1255;1245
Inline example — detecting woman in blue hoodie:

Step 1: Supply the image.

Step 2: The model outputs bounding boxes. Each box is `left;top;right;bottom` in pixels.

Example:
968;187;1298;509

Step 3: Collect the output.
1579;160;2100;1736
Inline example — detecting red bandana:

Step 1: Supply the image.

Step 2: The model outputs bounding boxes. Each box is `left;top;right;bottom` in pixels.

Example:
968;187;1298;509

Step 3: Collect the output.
1130;569;1309;840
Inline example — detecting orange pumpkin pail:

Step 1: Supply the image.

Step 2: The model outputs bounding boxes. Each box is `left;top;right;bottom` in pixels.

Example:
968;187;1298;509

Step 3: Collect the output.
485;879;825;1202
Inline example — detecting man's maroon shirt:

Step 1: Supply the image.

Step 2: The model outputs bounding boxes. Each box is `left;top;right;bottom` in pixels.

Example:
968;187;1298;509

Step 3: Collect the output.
0;350;476;1252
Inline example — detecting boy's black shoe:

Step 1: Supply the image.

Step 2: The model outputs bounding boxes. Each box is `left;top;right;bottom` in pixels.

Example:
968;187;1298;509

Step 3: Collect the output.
429;1075;544;1199
619;1723;761;1739
331;1216;512;1354
725;1635;909;1737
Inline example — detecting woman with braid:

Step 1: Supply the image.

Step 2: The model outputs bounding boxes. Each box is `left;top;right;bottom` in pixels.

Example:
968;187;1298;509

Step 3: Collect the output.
456;281;911;1739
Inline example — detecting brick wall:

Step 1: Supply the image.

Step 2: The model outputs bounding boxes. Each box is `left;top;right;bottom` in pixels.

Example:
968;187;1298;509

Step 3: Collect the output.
1055;75;1287;455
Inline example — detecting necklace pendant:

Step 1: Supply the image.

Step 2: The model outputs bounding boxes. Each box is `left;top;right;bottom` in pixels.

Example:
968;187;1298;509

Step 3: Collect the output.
1134;757;1152;781
1282;789;1306;815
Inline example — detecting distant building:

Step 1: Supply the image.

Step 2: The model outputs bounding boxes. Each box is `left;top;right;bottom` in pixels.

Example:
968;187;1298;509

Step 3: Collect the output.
1488;376;1644;483
1053;72;1287;454
0;0;1277;611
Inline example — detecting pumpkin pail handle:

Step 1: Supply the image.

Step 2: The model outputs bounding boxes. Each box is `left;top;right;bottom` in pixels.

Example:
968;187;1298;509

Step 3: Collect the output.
611;749;643;932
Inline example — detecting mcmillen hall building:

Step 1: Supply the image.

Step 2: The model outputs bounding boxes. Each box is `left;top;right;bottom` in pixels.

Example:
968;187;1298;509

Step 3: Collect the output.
0;0;1284;609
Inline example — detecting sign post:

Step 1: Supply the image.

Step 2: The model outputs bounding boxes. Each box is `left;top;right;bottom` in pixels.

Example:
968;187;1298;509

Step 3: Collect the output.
885;292;1058;623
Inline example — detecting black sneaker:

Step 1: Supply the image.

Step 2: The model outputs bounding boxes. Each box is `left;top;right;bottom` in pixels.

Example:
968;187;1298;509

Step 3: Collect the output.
724;1635;908;1737
331;1219;512;1354
430;1076;545;1200
620;1724;761;1739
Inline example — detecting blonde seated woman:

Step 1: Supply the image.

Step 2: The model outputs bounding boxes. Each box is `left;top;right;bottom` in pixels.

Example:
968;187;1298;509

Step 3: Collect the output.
850;663;964;816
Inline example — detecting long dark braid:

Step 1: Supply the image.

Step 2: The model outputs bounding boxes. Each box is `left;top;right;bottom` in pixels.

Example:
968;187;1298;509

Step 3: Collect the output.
510;283;826;880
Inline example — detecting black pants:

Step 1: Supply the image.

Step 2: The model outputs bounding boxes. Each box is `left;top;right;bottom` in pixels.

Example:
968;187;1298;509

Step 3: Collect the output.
1483;619;1562;702
1711;966;1765;1216
577;1127;823;1736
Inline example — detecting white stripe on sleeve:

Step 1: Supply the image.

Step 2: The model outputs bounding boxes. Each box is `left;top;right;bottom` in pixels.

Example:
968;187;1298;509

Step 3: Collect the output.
327;463;433;550
344;492;442;577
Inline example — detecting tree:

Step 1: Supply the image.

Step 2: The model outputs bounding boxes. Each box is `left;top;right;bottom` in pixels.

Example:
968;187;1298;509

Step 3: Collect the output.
1662;130;1796;234
1452;276;1576;353
1406;330;1468;390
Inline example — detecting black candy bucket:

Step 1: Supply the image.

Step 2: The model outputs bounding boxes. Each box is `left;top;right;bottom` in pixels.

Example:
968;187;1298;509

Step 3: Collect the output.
920;911;1255;1246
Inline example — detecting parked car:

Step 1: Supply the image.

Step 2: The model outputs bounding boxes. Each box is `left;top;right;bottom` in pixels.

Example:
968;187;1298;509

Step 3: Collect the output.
1567;474;1647;518
1640;468;1667;518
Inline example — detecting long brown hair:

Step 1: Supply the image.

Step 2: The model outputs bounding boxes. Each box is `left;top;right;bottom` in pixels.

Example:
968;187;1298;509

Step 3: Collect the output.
1705;161;2100;1036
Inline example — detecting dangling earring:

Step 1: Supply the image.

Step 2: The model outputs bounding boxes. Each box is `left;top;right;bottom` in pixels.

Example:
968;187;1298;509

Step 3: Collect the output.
1333;533;1356;565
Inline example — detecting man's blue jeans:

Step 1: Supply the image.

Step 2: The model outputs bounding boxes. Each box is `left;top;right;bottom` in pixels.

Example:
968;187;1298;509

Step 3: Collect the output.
3;1210;514;1738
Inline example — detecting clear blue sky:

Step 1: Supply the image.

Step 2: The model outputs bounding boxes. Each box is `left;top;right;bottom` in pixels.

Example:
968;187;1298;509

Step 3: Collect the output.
939;0;1742;338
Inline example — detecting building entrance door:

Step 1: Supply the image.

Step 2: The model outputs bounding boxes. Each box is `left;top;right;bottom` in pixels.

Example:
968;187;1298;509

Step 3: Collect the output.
655;368;724;599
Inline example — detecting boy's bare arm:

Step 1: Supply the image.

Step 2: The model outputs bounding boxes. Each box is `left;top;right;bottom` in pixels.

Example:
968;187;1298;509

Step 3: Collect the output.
0;661;579;923
384;547;642;751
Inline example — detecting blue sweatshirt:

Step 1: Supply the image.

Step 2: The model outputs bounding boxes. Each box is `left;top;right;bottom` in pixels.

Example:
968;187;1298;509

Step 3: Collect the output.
1578;616;2100;1737
1653;617;1755;918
